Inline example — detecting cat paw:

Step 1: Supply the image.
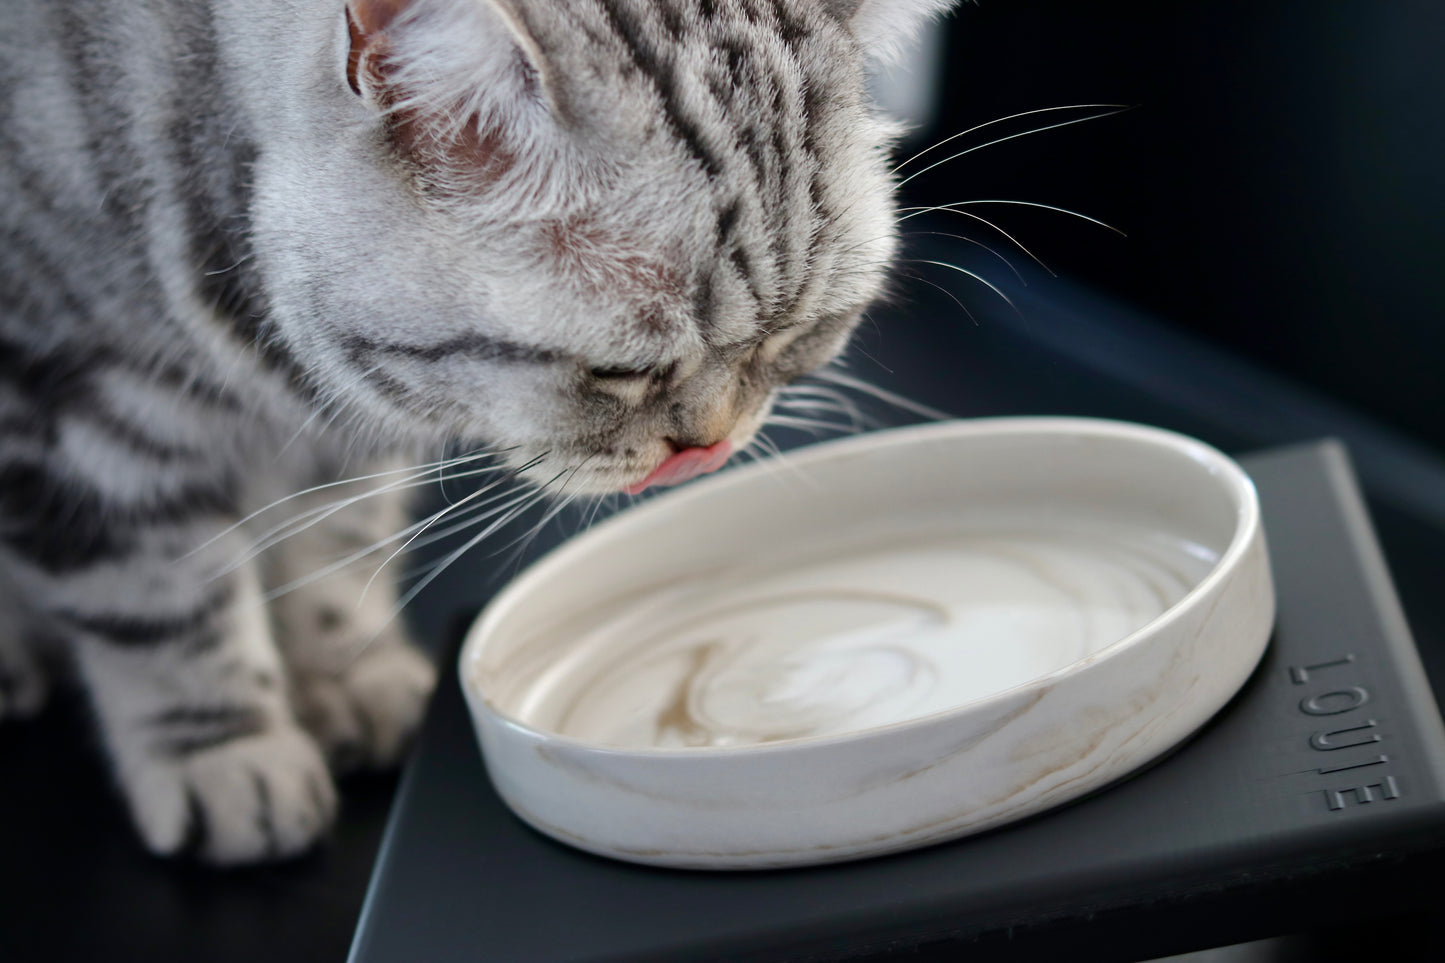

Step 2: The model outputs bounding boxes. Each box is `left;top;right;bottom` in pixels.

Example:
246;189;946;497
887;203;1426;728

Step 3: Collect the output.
0;636;48;722
291;641;436;774
127;724;337;865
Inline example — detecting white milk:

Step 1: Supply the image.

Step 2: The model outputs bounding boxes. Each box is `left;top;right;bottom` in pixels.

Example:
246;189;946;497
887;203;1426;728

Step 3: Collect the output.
514;519;1220;749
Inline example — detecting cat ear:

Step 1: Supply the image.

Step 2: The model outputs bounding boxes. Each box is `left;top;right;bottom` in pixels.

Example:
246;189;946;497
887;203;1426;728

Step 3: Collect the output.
344;0;552;115
828;0;959;65
346;0;399;99
345;0;557;189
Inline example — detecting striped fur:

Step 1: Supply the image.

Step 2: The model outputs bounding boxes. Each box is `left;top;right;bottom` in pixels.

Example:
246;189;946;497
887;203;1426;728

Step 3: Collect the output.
0;0;956;863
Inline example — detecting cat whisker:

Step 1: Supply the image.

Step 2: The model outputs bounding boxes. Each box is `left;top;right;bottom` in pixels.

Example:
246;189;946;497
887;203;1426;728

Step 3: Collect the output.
259;478;527;605
733;443;761;466
741;430;823;492
594;493;620;531
391;483;538;558
890;104;1130;175
260;452;549;603
391;461;556;585
845;332;897;376
202;253;254;277
330;470;566;673
776;389;859;413
415;487;550;565
827;107;1124;259
894;267;979;324
355;453;552;604
775;400;870;431
275;403;334;459
901;229;1029;284
494;456;597;559
895;107;1129;188
500;467;593;573
798;244;999;329
903;257;1021;317
776;385;870;430
404;450;552;548
811;368;953;422
904;199;1126;236
778;383;856;402
902;208;1054;276
750;431;783;455
764;413;853;435
576;491;617;536
383;469;569;621
214;453;516;578
187;448;504;561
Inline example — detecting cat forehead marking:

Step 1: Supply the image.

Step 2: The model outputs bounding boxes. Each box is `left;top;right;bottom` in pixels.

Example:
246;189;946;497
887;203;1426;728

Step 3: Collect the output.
541;215;688;333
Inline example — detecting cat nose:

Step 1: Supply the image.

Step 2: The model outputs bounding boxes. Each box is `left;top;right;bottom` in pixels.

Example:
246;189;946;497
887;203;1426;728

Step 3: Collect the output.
668;399;738;454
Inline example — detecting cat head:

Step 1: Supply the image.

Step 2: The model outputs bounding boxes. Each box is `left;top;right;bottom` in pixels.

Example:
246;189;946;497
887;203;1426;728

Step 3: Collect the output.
249;0;956;492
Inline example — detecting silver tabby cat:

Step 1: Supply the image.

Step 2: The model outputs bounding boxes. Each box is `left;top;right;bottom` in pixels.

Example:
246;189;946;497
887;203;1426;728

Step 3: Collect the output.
0;0;956;863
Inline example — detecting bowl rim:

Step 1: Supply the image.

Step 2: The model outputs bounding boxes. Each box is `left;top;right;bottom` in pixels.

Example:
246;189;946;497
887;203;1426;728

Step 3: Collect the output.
459;416;1262;759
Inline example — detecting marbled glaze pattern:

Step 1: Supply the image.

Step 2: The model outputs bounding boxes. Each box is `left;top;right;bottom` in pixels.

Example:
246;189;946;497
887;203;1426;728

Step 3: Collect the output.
520;525;1218;748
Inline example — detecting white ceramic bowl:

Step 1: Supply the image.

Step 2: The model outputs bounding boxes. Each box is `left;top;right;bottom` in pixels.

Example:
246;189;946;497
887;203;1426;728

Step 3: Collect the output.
459;418;1275;869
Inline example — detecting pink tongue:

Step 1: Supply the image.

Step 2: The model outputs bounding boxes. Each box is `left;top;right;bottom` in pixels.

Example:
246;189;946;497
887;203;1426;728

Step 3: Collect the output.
625;440;732;494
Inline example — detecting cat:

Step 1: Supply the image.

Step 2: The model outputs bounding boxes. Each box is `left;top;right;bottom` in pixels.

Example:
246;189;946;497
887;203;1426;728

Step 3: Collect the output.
0;0;957;864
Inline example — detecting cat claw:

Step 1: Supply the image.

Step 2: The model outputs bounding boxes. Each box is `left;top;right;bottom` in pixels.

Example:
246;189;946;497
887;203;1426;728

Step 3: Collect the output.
0;637;49;722
127;724;337;865
291;641;437;774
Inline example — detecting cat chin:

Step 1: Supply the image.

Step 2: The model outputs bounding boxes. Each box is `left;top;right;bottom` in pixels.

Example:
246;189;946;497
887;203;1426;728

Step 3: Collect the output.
504;449;730;498
544;462;674;497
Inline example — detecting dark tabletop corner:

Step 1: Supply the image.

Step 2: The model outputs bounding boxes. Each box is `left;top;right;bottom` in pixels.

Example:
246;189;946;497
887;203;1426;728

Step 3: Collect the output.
0;678;401;963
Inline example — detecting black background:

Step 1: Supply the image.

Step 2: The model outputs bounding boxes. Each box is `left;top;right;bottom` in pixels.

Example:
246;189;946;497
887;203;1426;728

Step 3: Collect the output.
912;0;1445;452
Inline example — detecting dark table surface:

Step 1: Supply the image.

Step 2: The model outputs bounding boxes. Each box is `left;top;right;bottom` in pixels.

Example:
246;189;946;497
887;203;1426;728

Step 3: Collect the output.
4;245;1445;962
349;439;1445;963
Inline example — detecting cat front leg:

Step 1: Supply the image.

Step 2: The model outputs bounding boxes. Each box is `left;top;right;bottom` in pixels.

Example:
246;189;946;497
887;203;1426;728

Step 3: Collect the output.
0;582;49;721
261;460;437;774
26;521;337;864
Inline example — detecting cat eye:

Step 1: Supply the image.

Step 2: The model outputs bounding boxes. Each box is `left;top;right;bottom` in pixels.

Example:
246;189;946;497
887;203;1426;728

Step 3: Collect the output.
589;365;652;380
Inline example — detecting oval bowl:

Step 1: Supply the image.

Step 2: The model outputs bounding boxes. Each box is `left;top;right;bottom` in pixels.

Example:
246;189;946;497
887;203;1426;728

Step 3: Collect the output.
459;418;1275;869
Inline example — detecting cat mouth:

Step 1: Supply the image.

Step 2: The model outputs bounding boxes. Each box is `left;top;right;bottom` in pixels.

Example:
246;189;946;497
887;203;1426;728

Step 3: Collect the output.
623;440;732;494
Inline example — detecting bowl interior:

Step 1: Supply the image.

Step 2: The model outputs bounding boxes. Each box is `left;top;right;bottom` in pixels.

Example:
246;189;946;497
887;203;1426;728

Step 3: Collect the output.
466;421;1250;751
